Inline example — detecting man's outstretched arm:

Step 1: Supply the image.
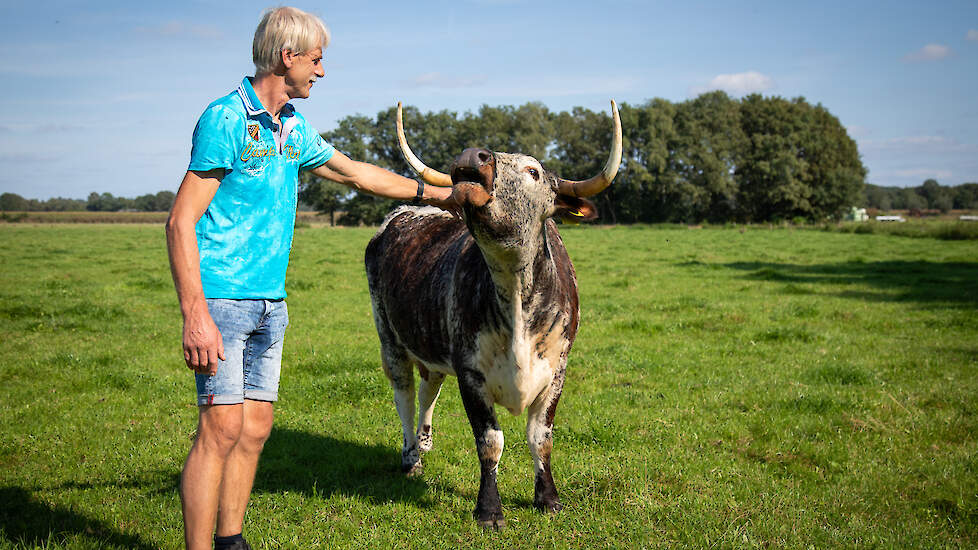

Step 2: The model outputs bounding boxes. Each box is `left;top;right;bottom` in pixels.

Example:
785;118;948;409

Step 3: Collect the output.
310;151;459;214
166;169;226;376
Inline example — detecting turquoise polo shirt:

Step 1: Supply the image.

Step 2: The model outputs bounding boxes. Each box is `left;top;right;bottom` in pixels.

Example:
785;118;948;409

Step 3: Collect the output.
188;77;335;299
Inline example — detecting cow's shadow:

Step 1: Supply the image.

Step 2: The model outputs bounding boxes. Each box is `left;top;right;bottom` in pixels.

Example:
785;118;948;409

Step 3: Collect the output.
253;426;434;506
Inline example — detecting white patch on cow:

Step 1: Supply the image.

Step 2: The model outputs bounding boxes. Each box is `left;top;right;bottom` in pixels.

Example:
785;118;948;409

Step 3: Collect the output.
476;290;560;416
393;385;421;471
526;390;556;473
416;371;444;453
479;427;504;465
377;205;451;235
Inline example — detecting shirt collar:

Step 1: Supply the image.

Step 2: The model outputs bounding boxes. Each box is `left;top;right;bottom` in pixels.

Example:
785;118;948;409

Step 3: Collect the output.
236;77;296;120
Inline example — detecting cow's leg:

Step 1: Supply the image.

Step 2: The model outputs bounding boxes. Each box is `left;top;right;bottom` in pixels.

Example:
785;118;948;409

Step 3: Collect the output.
416;366;445;454
526;369;564;513
457;369;506;529
381;349;422;475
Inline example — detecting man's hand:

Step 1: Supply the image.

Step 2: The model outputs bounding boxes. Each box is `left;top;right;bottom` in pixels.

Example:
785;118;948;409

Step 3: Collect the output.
425;185;463;220
182;302;225;376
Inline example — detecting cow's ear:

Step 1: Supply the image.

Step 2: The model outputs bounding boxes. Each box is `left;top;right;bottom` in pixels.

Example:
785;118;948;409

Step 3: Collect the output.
553;194;598;224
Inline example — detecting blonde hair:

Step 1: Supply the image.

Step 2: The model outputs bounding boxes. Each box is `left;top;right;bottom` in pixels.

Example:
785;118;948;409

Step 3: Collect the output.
252;6;330;74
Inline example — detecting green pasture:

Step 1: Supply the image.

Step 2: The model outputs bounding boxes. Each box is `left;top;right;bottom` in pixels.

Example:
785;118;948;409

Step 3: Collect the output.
1;223;976;549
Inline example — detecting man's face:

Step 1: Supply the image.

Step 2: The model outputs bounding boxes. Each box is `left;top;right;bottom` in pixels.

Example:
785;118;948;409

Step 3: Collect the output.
284;47;325;99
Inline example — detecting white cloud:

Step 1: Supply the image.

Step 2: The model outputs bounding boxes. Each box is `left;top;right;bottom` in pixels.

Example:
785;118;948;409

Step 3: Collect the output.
403;72;488;89
688;71;774;97
903;43;951;62
968;29;978;41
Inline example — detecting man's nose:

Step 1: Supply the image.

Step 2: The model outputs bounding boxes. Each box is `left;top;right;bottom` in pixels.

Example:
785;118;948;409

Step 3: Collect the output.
316;65;325;78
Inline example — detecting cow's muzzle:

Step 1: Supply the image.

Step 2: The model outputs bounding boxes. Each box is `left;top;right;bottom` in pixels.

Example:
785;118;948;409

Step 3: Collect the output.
451;148;495;190
449;148;495;208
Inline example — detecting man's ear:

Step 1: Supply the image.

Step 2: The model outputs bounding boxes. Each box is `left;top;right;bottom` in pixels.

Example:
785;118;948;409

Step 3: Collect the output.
281;48;295;69
554;194;598;224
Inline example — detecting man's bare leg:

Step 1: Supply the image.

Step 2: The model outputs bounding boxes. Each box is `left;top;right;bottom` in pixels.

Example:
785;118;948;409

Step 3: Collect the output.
215;399;274;537
181;404;244;550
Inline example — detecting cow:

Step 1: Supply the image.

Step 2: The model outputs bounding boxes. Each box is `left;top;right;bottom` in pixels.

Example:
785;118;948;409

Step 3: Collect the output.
364;101;621;529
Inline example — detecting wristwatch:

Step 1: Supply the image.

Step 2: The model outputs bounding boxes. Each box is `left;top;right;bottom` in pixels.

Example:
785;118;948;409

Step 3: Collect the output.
412;181;424;205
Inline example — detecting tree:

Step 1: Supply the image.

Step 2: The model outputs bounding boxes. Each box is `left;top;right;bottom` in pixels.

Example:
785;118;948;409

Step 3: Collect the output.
736;96;813;221
133;193;156;211
736;95;865;222
918;179;941;205
916;179;953;212
153;191;176;211
901;188;926;210
803;103;866;219
669;91;746;222
0;193;29;211
338;194;394;226
952;183;978;209
41;197;86;211
87;192;127;211
616;99;678;223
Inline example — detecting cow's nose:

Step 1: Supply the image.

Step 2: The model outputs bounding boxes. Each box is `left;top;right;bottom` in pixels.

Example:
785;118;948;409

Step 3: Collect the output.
458;148;493;168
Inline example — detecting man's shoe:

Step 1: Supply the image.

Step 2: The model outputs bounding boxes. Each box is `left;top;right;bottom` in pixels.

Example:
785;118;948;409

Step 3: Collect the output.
215;534;251;550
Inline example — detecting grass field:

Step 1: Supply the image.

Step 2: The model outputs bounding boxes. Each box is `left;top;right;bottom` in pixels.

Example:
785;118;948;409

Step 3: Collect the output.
1;223;976;549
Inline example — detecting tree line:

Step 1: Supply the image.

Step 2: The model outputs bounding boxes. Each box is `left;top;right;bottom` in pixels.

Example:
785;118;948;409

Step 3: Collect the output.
864;180;978;212
301;91;873;225
6;92;974;222
0;191;176;212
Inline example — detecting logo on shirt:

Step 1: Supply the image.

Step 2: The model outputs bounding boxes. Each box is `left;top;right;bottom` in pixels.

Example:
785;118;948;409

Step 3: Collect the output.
241;141;276;162
247;122;261;142
283;144;301;160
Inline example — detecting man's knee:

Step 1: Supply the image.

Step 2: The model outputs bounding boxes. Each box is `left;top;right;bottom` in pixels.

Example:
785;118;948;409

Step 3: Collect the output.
196;405;244;455
239;400;274;451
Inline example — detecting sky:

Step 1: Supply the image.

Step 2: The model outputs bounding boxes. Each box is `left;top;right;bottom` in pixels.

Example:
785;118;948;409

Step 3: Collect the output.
0;0;976;200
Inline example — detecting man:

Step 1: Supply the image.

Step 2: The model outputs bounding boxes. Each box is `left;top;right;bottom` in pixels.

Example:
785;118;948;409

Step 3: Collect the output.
165;7;454;550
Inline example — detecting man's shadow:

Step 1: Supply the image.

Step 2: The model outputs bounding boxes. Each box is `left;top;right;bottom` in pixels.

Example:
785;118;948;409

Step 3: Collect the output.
1;429;431;547
0;486;157;549
254;426;434;506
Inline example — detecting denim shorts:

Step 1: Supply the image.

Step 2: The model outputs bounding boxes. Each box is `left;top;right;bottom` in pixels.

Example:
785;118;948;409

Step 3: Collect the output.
195;298;289;406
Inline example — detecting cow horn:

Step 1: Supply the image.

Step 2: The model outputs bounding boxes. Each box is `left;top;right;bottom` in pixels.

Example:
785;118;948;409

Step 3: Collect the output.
395;102;453;187
556;99;623;198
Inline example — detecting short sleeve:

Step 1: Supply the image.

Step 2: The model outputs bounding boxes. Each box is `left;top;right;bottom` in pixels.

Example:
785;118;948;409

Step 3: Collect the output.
299;130;335;171
188;106;240;172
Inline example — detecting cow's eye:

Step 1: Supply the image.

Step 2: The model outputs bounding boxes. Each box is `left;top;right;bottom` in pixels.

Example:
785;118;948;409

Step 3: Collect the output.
526;167;539;180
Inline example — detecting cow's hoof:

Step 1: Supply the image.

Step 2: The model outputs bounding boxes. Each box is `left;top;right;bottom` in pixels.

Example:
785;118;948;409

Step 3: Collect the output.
533;498;563;513
401;444;422;476
475;516;506;530
401;460;423;477
473;507;505;530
